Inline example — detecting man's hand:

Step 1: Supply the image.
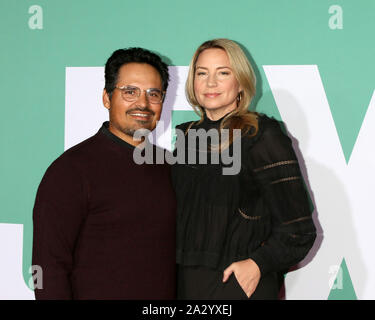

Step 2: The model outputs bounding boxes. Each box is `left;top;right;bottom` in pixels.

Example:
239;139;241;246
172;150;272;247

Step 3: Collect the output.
222;258;261;298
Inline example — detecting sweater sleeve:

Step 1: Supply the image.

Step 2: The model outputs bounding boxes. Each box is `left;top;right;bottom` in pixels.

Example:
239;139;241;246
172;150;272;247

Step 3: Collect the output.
247;118;316;276
32;157;88;299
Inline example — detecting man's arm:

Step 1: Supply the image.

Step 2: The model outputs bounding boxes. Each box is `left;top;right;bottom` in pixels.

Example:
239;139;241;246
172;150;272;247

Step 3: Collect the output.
32;157;88;299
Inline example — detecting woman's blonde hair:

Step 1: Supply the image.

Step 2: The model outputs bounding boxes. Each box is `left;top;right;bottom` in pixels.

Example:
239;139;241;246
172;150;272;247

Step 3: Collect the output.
185;38;259;149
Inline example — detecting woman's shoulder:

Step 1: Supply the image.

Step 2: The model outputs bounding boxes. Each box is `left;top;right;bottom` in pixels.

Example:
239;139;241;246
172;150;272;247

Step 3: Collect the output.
243;113;299;166
253;111;278;125
258;113;285;134
243;112;288;148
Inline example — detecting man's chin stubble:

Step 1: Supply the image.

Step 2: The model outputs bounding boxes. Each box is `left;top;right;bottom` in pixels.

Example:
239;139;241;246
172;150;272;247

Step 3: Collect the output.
123;124;152;137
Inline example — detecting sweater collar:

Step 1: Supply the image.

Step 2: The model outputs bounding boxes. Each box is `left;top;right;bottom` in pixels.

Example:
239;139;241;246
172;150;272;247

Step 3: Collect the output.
99;121;136;151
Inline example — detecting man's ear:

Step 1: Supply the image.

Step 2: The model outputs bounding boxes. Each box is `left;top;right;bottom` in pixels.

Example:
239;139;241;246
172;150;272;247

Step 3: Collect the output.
103;89;111;110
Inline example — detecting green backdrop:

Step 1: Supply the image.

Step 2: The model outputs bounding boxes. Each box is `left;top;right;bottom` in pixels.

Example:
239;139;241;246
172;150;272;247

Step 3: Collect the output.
1;0;374;299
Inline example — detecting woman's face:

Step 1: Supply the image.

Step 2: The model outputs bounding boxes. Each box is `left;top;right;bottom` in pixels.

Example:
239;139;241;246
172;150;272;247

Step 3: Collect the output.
194;48;241;120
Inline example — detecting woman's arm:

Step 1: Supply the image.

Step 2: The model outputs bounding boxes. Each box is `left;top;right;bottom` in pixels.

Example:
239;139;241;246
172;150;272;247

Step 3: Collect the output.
246;117;317;277
223;117;316;298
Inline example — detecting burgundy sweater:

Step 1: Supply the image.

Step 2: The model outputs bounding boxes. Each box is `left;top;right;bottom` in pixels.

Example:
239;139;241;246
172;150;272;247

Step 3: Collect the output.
32;122;176;299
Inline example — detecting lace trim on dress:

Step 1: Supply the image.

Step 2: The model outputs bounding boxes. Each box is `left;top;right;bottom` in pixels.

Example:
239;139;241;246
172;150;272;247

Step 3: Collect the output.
238;208;261;220
253;160;298;173
282;216;312;225
270;176;300;185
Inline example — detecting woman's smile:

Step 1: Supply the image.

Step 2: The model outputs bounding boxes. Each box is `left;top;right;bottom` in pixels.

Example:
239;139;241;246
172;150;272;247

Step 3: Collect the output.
204;93;221;98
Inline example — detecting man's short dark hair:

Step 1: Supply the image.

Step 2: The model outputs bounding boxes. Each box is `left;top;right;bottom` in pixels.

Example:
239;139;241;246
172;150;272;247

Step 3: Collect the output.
104;47;169;99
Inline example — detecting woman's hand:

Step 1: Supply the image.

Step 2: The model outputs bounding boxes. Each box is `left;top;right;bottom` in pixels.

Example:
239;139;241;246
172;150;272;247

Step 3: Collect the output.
222;258;261;298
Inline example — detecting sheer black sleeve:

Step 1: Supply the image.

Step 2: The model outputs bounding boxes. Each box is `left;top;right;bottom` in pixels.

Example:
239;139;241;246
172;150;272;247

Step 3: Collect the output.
246;117;316;276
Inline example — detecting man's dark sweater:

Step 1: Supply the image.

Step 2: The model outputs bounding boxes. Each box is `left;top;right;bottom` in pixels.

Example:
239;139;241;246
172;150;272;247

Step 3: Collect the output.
32;122;176;299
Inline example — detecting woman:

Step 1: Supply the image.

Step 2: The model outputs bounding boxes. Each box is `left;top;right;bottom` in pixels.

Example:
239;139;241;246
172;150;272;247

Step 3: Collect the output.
171;39;316;300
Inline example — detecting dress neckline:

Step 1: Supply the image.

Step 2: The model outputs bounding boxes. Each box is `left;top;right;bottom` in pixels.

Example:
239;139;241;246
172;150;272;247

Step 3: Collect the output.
202;110;233;125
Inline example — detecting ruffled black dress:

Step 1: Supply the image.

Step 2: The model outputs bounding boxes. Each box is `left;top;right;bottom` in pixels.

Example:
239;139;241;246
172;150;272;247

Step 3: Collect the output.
171;112;316;300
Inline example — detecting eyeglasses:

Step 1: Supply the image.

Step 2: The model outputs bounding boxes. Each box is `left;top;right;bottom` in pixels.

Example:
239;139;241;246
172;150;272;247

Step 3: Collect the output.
115;85;165;104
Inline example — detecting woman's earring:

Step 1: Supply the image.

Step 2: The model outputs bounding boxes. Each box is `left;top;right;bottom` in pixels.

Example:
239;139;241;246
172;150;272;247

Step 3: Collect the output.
237;92;242;103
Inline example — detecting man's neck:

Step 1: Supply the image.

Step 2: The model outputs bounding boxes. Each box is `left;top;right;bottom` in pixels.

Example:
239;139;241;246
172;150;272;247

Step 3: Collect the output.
108;123;144;147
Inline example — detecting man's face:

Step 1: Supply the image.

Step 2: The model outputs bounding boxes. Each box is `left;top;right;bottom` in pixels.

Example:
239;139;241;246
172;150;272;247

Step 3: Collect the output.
103;62;163;146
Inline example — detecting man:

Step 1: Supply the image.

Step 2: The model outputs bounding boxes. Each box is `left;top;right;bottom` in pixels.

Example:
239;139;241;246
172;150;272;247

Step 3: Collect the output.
32;48;176;299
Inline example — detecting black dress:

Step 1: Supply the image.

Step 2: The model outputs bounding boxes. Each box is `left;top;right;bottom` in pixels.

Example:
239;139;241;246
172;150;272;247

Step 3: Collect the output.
171;112;316;300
